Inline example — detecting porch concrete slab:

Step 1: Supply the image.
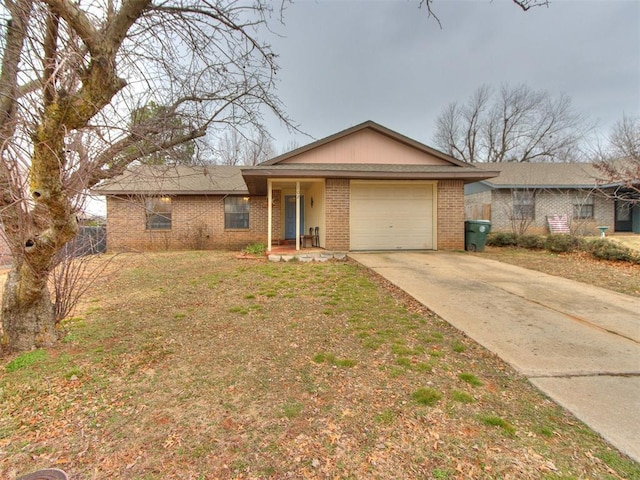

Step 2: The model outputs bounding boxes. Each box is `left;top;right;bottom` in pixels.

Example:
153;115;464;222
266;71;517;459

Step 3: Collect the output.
349;251;640;463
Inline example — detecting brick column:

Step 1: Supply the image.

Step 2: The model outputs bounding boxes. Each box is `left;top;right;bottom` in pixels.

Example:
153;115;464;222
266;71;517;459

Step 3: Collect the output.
437;180;465;250
325;179;350;251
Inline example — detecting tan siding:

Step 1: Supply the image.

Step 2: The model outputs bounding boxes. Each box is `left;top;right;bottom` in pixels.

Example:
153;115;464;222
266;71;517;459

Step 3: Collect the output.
279;129;451;166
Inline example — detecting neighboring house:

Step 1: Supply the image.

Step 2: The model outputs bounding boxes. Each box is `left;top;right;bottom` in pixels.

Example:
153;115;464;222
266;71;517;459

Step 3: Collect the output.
465;162;640;235
94;121;498;252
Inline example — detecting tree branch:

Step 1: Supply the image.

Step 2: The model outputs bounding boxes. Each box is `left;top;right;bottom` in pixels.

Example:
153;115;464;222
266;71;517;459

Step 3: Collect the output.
41;0;101;55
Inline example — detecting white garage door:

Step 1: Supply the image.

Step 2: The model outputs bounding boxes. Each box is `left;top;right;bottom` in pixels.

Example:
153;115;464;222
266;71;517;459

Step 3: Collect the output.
350;181;435;250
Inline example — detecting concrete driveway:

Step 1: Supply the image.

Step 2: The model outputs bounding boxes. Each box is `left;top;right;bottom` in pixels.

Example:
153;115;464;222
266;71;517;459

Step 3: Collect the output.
350;251;640;463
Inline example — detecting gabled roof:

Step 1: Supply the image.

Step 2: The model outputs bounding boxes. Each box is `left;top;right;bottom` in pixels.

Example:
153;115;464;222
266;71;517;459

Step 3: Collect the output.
93;122;502;197
92;165;248;195
472;162;605;189
241;121;499;195
261;120;471;167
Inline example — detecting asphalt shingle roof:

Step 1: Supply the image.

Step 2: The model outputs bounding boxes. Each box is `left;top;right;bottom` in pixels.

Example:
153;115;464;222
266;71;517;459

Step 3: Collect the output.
473;162;604;188
93;165;248;194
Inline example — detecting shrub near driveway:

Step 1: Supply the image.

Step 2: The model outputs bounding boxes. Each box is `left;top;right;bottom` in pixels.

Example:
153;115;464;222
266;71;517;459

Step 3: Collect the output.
1;252;638;479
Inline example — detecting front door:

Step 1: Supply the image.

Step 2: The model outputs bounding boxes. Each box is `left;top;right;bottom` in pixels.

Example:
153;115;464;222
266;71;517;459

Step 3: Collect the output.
615;200;633;232
284;195;305;239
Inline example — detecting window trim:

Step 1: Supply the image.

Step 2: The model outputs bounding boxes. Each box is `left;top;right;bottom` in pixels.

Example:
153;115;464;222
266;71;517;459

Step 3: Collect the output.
145;196;172;231
224;196;250;230
573;194;595;219
512;190;535;220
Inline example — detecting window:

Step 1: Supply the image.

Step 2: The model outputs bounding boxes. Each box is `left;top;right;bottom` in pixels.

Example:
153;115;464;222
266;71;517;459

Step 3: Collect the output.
225;196;250;229
145;197;172;230
512;190;535;219
573;195;594;219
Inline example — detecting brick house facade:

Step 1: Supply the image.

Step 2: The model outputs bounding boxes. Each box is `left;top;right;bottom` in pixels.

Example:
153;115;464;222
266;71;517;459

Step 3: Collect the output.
97;122;498;253
105;194;277;252
465;163;637;235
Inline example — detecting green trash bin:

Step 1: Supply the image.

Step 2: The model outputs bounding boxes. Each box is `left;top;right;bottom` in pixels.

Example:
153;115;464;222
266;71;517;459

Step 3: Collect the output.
465;220;491;252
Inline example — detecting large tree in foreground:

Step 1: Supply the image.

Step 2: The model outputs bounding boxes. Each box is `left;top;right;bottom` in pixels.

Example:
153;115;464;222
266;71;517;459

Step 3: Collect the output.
0;0;289;353
433;84;589;163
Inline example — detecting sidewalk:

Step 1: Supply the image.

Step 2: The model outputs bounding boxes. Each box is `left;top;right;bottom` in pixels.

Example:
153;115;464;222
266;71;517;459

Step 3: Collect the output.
350;251;640;463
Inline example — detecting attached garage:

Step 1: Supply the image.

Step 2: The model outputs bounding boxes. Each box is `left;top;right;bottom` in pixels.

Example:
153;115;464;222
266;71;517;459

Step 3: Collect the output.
350;180;436;250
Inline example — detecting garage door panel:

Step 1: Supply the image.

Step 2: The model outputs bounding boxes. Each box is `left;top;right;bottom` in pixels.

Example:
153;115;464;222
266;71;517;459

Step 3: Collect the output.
350;182;434;250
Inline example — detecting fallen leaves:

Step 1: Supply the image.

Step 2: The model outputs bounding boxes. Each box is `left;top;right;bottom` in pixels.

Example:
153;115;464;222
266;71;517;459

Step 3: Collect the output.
1;251;637;479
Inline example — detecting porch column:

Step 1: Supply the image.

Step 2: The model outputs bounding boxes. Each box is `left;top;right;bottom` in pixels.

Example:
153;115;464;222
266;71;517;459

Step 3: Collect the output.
295;181;300;251
267;179;273;250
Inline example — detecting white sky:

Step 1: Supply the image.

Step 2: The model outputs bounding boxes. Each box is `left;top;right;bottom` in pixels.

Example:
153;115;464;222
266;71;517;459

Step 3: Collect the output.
262;0;640;152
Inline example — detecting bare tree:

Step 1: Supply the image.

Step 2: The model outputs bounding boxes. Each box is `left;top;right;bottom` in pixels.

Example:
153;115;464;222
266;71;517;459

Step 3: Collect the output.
216;127;275;165
216;130;244;166
245;129;276;165
434;85;490;163
595;115;640;196
419;0;548;25
0;0;291;353
434;84;589;163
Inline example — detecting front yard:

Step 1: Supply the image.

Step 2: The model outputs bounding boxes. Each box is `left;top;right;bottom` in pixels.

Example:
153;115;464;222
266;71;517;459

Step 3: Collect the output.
1;251;639;479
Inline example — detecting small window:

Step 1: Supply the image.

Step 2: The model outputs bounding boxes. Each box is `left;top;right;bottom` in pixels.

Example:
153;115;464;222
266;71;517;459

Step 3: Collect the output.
512;190;535;219
146;197;172;230
225;196;250;229
573;195;594;219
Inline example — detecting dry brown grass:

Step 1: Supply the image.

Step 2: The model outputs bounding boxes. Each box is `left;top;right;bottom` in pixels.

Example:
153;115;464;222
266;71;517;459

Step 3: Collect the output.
479;246;640;297
608;234;640;253
1;251;638;479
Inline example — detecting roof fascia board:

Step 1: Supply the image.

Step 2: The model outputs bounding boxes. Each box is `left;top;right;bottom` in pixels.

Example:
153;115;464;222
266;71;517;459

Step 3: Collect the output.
242;169;498;181
93;189;249;196
488;184;600;190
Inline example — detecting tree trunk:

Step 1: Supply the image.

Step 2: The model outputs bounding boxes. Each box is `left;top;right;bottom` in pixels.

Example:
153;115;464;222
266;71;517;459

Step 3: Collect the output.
1;265;57;354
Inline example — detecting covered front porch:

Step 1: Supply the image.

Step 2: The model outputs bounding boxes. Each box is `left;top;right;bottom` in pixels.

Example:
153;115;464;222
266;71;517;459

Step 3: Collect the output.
266;178;326;253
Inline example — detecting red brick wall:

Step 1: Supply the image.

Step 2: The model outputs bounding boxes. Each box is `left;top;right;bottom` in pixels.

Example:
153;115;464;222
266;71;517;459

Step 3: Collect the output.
106;195;268;252
325;178;350;251
437;180;465;250
105;181;466;253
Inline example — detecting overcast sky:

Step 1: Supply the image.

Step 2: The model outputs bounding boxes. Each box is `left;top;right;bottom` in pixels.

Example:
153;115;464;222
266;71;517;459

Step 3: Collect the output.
261;0;640;153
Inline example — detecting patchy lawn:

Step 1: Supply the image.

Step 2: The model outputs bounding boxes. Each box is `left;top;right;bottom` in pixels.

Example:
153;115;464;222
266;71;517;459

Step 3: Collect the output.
478;246;640;297
609;234;640;253
1;252;639;479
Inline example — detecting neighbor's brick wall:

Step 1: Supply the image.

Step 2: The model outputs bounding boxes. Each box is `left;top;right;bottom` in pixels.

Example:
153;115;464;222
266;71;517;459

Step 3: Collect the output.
325;179;350;251
106;195;269;252
489;189;614;235
437;180;465;250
